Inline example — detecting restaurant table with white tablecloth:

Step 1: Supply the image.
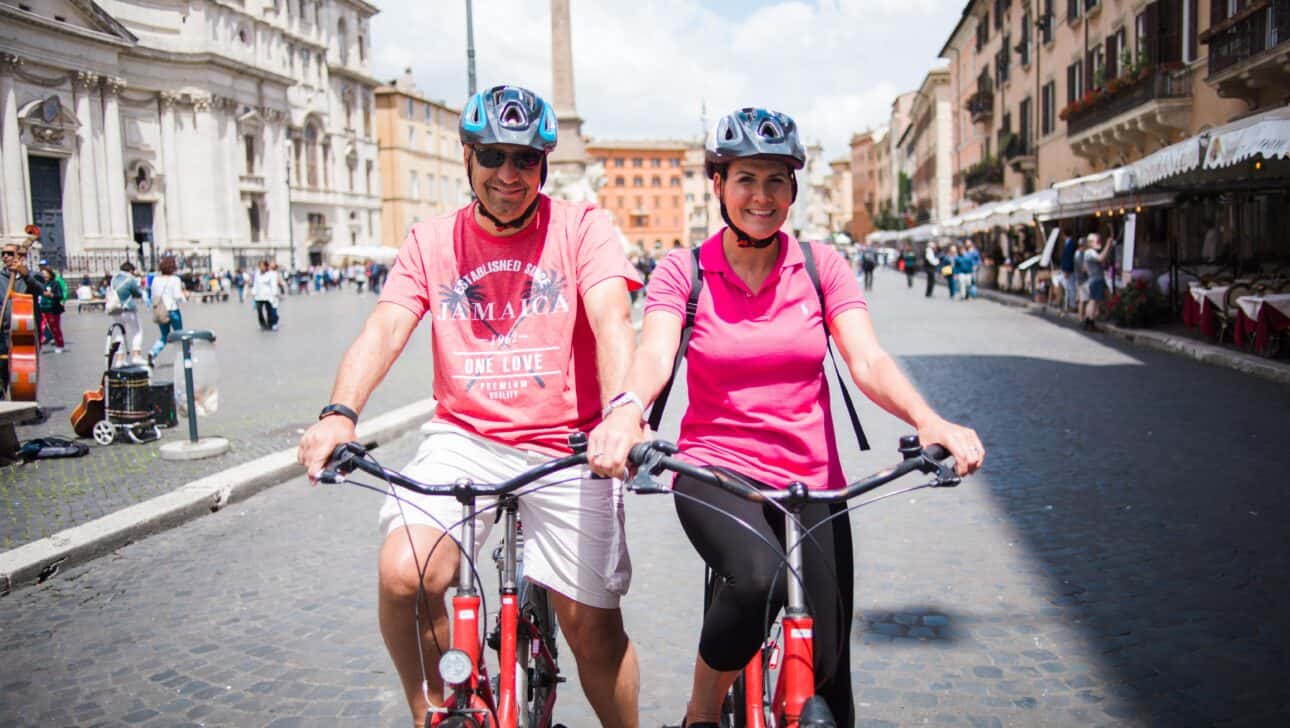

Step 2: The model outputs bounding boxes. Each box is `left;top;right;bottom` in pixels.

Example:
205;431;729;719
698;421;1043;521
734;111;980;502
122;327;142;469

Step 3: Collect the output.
1232;293;1290;354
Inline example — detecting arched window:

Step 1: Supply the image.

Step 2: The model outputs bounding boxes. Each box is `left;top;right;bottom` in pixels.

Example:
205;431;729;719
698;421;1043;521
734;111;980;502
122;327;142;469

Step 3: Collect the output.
357;34;366;63
337;19;349;63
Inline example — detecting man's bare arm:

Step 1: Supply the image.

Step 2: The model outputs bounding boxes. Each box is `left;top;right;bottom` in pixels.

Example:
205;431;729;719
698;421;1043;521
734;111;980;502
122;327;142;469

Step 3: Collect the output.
582;278;636;407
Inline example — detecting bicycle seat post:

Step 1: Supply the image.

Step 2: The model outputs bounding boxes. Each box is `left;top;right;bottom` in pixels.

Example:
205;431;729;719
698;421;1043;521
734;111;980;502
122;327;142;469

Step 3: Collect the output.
783;481;809;617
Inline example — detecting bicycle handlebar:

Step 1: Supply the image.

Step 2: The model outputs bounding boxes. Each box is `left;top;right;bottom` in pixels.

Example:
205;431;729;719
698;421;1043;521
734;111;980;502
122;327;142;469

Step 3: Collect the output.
319;433;591;503
625;435;959;504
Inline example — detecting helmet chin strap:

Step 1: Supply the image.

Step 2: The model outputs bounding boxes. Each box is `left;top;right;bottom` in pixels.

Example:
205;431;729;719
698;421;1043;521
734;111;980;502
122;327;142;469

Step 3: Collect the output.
716;175;797;249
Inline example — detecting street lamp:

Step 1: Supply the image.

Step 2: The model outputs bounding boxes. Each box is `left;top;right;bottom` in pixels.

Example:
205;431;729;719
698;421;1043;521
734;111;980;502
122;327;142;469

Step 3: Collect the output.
285;156;295;270
465;0;477;96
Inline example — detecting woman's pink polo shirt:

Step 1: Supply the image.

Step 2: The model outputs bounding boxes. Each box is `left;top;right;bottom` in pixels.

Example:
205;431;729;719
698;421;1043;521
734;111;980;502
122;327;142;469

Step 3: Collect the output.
644;231;867;489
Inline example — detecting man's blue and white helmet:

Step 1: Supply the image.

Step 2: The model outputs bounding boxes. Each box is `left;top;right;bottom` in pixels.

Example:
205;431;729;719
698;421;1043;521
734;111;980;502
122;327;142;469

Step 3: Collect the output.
459;85;558;152
704;108;806;178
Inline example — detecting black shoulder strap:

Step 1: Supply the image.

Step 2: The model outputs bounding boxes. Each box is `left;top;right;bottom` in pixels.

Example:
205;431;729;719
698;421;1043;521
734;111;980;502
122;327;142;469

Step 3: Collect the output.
647;245;703;432
799;240;870;452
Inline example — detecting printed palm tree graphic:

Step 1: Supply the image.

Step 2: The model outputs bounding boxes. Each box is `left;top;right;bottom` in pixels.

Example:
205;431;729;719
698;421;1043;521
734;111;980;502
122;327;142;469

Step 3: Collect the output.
439;282;503;391
496;268;567;389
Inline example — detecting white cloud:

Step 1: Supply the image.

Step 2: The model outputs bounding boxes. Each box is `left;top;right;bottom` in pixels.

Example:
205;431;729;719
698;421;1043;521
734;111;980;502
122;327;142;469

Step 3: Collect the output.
369;0;963;159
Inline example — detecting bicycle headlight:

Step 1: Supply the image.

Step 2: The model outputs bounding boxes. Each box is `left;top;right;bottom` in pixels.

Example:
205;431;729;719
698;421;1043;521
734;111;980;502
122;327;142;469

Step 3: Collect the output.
438;649;474;685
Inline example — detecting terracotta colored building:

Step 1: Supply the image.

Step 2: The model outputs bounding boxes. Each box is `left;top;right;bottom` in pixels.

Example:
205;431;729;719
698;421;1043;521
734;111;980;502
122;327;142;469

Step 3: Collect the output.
849;131;877;241
587;140;688;252
374;70;467;248
829;158;853;235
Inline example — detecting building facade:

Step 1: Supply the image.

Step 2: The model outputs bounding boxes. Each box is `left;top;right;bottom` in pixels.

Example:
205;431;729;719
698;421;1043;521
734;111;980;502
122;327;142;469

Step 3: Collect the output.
899;68;955;224
375;70;467;248
828;157;852;235
849;131;877;241
0;0;380;273
938;0;1262;205
587;140;688;252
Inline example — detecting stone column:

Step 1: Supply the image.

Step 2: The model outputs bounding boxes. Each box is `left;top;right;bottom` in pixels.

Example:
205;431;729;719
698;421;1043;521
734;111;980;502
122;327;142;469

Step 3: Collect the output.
74;71;102;246
101;76;129;246
222;98;242;248
158;91;182;245
0;53;26;243
547;0;586;174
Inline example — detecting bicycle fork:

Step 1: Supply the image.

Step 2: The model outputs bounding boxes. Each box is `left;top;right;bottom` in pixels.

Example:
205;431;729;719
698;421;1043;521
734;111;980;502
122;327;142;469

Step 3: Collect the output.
439;497;493;727
495;499;522;728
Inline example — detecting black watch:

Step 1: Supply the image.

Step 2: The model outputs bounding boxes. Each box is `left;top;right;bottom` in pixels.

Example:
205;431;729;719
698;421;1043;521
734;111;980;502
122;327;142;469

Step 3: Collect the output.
318;403;359;425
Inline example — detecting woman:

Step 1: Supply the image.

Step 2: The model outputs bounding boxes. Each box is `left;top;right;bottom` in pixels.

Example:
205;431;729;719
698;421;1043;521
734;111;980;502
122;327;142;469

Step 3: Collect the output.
942;243;959;299
1080;232;1115;330
588;108;984;728
147;256;186;363
108;261;145;365
252;260;282;330
37;266;65;352
954;243;975;300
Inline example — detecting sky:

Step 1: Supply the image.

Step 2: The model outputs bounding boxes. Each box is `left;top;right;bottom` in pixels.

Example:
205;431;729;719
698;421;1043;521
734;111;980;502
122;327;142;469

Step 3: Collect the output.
369;0;964;161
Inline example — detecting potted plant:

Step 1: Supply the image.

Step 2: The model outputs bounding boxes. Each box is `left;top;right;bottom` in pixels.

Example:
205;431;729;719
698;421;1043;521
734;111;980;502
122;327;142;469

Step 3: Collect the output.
1107;279;1166;328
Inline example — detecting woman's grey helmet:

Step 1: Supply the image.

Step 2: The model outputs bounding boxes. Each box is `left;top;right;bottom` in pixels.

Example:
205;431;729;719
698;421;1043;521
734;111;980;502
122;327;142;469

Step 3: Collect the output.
704;108;806;178
459;85;558;152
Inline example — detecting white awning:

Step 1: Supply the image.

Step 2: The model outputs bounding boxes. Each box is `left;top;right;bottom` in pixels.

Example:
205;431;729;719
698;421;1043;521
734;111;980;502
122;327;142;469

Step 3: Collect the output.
1132;137;1202;187
1203;106;1290;170
1052;168;1135;205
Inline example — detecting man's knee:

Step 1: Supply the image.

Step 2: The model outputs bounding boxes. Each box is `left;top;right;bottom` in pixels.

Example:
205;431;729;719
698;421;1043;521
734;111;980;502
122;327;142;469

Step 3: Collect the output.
557;601;629;664
378;528;458;602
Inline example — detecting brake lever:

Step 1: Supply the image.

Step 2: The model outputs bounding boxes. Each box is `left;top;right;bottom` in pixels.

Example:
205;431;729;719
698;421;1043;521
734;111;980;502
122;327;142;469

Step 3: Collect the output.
927;454;961;488
319;442;365;484
626;446;671;494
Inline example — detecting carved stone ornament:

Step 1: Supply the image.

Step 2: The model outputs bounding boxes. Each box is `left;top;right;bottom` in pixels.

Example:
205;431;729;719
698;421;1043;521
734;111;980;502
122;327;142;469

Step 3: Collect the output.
104;76;127;95
0;53;21;75
159;91;182;108
191;93;213;111
74;71;100;90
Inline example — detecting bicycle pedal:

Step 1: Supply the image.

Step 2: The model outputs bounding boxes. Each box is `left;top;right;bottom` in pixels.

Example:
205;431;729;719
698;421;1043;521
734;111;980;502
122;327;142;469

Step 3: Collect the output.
485;629;501;651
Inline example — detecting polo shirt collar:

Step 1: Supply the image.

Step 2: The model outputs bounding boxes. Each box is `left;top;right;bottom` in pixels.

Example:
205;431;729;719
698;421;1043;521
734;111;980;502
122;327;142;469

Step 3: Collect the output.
699;229;804;276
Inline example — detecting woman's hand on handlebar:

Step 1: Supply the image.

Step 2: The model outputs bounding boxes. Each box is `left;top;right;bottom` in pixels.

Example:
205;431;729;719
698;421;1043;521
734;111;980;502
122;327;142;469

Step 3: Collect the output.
587;408;647;479
297;415;358;483
917;416;984;477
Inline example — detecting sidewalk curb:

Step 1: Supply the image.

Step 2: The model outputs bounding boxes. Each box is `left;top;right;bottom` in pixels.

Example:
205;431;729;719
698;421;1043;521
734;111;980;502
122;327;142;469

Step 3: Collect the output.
0;398;436;596
975;288;1290;386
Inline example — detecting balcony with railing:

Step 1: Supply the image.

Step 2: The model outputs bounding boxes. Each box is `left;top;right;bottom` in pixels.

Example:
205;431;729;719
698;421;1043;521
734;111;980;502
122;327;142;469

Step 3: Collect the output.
963;157;1005;202
1064;66;1192;160
1001;132;1037;172
1202;0;1290;107
966;81;995;124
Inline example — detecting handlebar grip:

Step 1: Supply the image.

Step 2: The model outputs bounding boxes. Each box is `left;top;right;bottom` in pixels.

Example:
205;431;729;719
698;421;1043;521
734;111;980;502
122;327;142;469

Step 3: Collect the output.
627;442;655;466
924;444;951;462
320;441;365;484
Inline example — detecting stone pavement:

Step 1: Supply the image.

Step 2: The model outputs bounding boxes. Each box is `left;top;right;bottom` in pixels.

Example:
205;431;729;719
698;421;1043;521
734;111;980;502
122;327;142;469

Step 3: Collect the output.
0;270;1288;726
0;290;433;550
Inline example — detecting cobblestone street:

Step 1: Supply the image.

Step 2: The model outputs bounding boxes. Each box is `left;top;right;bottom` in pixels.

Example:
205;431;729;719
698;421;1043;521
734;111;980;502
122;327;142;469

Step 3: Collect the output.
0;290;432;549
1;271;1287;727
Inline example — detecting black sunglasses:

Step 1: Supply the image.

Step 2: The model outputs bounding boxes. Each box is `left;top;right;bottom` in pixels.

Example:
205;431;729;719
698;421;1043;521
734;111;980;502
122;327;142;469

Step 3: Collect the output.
473;146;544;171
1;251;16;258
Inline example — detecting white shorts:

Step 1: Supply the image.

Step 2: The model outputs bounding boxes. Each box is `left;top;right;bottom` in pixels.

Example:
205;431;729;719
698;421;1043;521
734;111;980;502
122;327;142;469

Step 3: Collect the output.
377;423;632;609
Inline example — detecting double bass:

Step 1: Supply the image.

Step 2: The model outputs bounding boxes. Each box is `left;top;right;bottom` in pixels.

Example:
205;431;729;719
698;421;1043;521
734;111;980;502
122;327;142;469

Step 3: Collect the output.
4;240;40;401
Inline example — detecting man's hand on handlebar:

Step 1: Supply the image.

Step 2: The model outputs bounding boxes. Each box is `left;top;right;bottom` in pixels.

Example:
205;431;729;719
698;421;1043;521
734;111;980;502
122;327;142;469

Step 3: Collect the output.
916;416;984;477
587;407;646;479
297;415;358;483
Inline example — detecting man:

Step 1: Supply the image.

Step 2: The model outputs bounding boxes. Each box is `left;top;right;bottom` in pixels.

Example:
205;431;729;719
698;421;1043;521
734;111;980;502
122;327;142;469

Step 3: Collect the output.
901;244;918;288
0;241;45;396
924;241;940;297
297;85;641;728
251;260;282;330
1059;229;1079;313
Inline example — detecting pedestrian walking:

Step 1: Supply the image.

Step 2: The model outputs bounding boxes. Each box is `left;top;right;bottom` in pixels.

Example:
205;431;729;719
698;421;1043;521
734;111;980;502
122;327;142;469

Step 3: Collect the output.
924;241;940;297
36;266;65;352
943;244;959;298
147;256;186;364
965;240;982;298
1080;233;1116;330
107;261;145;365
954;245;974;301
902;245;918;288
232;268;247;302
1059;229;1079;313
252;260;282;330
861;248;877;291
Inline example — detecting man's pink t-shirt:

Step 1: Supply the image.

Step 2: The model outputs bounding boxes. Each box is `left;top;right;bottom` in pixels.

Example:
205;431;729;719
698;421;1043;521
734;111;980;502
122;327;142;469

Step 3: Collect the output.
644;231;867;489
380;196;642;456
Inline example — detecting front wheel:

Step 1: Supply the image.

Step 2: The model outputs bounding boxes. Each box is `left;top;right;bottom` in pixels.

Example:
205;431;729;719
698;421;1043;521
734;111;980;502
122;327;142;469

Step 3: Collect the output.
796;696;836;728
522;582;560;728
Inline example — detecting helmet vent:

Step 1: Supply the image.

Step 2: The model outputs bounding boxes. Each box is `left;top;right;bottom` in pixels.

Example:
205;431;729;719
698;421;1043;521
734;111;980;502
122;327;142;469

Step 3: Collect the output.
499;102;527;128
758;119;783;140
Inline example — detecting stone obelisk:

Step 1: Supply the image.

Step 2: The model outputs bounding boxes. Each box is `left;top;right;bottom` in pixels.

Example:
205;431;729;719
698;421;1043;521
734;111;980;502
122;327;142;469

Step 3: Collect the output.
547;0;587;176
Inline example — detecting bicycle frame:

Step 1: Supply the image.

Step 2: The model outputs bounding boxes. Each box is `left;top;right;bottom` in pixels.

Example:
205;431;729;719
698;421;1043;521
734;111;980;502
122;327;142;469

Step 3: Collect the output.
321;440;581;728
627;435;959;728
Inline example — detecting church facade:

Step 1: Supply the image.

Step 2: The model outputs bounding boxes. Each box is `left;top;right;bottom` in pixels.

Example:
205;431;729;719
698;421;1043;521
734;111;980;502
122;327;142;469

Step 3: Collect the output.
0;0;381;273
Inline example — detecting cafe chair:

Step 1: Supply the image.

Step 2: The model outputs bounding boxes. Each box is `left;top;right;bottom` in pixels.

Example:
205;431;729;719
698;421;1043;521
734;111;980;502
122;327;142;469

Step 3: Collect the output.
1216;282;1252;345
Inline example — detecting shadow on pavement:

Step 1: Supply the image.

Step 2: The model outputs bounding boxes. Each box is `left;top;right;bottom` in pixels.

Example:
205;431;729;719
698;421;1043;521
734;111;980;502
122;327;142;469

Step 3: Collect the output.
896;349;1290;725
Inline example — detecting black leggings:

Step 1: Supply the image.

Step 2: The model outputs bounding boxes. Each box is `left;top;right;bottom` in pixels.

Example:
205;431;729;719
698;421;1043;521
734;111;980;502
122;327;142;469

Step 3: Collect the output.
675;471;856;727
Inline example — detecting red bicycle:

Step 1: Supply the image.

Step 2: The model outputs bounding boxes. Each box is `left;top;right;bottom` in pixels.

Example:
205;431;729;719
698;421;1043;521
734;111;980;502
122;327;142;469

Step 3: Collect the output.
322;436;592;728
627;435;960;728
